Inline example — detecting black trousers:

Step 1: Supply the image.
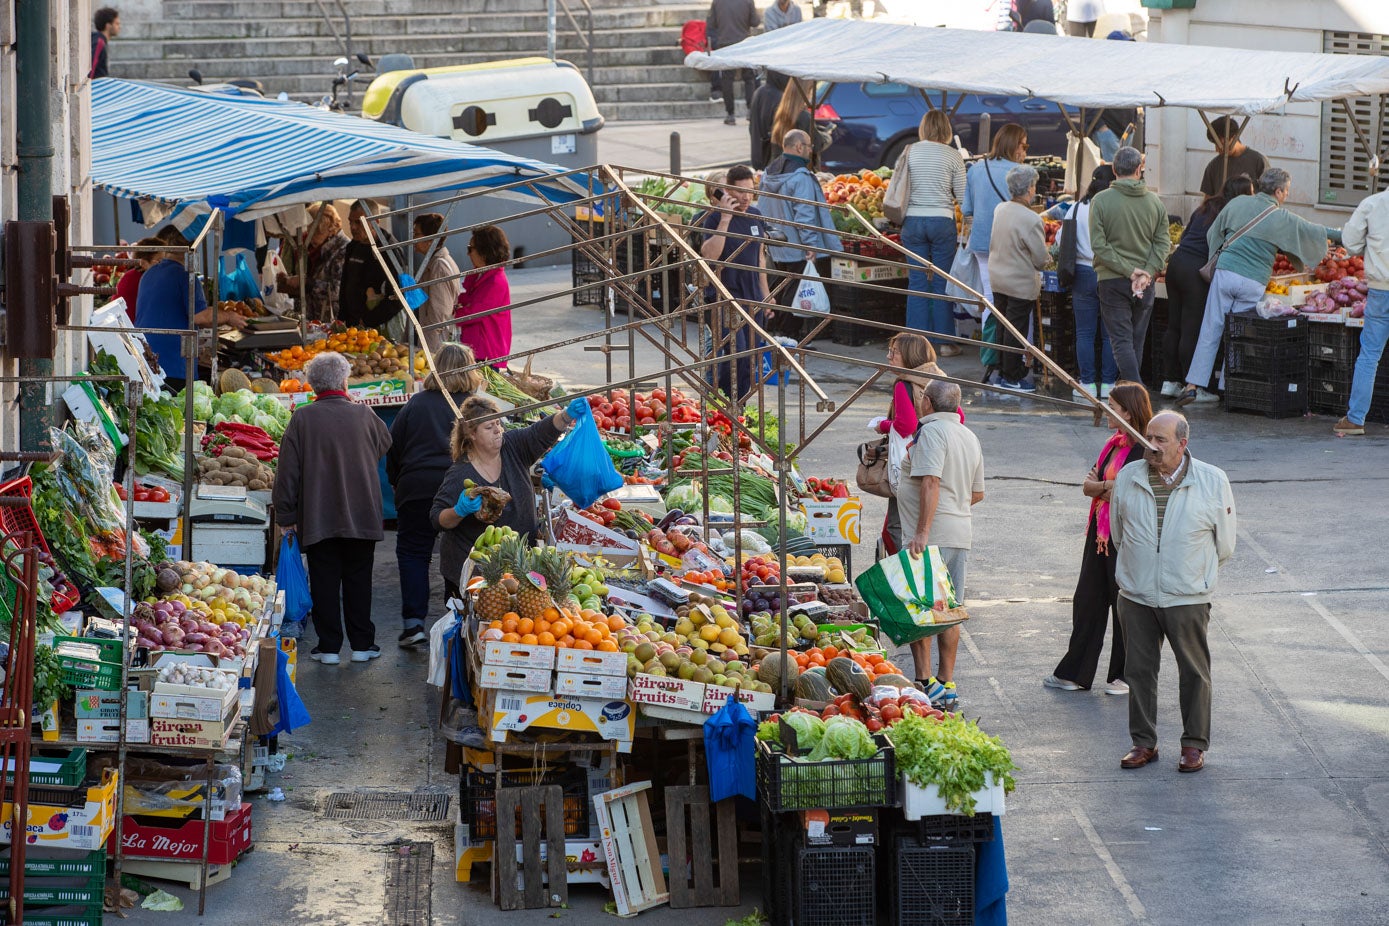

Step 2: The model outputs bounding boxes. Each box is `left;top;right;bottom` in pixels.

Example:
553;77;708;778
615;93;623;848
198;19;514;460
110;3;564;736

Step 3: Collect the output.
395;499;440;630
719;69;756;116
770;256;832;338
305;537;378;652
994;292;1036;381
1054;521;1125;689
1164;250;1210;386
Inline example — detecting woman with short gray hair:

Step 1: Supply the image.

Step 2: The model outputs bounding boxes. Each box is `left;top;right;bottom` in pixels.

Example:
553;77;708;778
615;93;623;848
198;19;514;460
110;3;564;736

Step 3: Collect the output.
274;351;393;665
1179;167;1343;406
987;166;1049;391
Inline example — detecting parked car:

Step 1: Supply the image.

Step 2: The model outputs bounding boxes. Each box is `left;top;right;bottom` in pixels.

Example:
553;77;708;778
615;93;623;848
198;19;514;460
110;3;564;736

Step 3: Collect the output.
812;80;1078;173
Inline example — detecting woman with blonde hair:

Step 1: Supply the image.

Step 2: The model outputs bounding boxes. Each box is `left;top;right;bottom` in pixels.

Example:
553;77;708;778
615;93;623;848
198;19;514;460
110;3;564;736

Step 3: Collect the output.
962;122;1029;304
277;203;350;323
769;77;821;162
871;332;944;554
387;342;487;646
897;109;968;355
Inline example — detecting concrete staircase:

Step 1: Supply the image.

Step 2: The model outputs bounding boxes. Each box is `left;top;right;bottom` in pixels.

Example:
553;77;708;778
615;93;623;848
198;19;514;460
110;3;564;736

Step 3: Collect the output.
113;0;748;121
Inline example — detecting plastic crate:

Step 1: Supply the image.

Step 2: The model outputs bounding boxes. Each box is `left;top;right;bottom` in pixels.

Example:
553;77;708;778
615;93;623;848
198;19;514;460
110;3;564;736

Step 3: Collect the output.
1226;337;1307;377
792;846;876;926
56;652;122;690
1225;311;1306;343
1307;324;1360;364
0;870;105;906
0;848;104;880
894;837;976;926
458;766;590;840
829;279;906;346
10;749;86;788
52;634;126;665
904;812;996;845
756;739;897;812
0;476;83;613
1;901;104;926
1223;375;1308;419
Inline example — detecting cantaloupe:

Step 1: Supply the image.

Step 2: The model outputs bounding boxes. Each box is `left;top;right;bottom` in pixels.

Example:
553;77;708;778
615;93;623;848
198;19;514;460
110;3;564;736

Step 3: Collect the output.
757;652;800;690
795;669;834;702
825;656;873;701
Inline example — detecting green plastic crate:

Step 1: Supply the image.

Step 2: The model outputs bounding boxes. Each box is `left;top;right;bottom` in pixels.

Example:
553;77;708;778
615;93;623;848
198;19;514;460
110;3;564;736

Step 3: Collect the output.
0;872;105;906
0;847;104;879
3;901;105;925
6;749;86;788
52;634;127;665
56;651;122;690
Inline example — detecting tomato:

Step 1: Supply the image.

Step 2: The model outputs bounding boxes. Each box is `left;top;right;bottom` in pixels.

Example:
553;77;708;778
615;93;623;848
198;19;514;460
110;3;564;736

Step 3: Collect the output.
638;416;656;426
149;487;170;503
617;415;631;428
114;485;127;500
134;489;152;502
601;498;622;510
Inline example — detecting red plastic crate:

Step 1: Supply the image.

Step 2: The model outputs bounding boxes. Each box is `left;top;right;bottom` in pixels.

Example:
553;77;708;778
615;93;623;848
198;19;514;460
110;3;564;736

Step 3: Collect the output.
111;802;253;865
0;476;83;613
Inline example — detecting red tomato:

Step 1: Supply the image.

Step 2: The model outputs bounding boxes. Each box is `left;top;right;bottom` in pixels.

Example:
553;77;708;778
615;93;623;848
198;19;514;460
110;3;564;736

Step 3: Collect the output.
638;416;656;426
602;498;622;510
651;388;667;402
134;489;152;502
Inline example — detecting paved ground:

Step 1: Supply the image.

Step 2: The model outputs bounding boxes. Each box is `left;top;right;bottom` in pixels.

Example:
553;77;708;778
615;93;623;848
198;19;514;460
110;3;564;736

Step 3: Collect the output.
598;116;756;173
115;265;1389;922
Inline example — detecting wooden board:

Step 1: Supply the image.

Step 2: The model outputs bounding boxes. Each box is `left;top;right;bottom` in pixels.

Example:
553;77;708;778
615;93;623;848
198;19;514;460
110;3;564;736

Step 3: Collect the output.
594;781;669;916
665;786;740;908
494;785;567;911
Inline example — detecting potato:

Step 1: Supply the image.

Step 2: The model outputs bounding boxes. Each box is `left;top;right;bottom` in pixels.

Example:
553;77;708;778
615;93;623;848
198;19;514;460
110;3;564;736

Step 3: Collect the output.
248;479;268;490
222;446;247;460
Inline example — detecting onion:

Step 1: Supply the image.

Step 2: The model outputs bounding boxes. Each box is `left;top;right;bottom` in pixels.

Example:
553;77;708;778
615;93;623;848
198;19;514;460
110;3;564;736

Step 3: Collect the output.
185;632;209;644
187;643;205;652
162;626;186;646
198;621;218;635
205;639;227;657
136;637;159;649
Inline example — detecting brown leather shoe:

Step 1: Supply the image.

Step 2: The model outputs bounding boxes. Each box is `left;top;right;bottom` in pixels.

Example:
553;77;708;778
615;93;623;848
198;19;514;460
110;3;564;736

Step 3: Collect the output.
1178;747;1205;773
1120;746;1159;769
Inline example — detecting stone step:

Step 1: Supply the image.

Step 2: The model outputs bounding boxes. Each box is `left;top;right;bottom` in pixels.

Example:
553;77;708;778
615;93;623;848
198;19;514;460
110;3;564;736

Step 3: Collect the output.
152;0;707;28
602;99;749;124
593;81;720;105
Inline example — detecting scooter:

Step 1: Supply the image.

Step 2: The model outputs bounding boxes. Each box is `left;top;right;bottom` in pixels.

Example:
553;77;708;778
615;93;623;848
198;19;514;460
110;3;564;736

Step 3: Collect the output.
321;53;374;112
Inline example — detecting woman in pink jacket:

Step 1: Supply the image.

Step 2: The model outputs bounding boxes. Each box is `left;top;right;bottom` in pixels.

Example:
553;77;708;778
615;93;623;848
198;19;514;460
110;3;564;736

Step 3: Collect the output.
454;225;512;367
872;332;947;554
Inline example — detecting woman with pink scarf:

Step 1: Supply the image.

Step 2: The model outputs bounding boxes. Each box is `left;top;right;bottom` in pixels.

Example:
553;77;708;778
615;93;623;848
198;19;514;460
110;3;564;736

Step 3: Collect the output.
1045;381;1152;694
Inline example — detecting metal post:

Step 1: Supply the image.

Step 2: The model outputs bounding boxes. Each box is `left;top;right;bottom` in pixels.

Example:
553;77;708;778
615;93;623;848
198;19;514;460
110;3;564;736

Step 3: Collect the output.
547;0;557;61
16;0;56;450
670;133;682;175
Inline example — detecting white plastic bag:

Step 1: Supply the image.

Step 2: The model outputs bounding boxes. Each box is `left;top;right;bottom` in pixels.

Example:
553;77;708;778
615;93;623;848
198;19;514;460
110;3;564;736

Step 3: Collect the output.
942;245;982;319
261;249;294;315
427;605;460;688
887;427;914;494
793;260;831;317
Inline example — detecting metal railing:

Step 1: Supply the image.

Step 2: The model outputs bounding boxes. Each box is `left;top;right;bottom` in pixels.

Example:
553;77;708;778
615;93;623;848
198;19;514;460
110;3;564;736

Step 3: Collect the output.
548;0;595;88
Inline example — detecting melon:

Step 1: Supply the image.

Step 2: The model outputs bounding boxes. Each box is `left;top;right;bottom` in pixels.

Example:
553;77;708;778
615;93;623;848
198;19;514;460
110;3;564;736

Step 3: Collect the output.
874;674;916;691
757;652;800;689
795;669;834;702
825;657;873;701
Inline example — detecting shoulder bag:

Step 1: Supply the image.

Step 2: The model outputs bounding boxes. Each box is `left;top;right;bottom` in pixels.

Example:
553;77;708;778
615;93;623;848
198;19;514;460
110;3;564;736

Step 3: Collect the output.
883;144;914;226
1200;204;1277;283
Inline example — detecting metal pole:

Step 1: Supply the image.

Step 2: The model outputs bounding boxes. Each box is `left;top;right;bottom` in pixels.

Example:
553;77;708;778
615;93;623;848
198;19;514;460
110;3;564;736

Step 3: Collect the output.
670;133;682;175
547;0;557;61
16;0;56;450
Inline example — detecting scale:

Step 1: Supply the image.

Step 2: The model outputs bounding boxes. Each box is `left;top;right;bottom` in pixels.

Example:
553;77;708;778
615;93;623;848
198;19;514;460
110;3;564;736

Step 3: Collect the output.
190;486;269;566
218;316;304;352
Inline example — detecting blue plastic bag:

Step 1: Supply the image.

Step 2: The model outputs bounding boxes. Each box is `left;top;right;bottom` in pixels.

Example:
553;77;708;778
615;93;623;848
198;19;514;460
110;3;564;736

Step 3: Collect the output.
541;412;623;510
278;533;312;625
270;642;311;736
397;272;428;311
217;254;261;302
704;694;756;803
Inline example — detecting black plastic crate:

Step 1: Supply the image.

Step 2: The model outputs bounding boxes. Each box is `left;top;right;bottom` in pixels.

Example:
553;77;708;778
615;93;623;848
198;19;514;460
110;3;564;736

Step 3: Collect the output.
829;279;906;346
1307;324;1360;364
904;812;996;845
459;766;590;840
757;739;897;812
1224;375;1307;419
1226;337;1307;376
794;846;877;926
894;837;976;926
1226;311;1306;343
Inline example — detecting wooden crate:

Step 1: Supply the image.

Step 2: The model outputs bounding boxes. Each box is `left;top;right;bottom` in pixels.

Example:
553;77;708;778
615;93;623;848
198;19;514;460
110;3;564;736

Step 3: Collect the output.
664;786;740;908
493;785;568;911
593;781;669;915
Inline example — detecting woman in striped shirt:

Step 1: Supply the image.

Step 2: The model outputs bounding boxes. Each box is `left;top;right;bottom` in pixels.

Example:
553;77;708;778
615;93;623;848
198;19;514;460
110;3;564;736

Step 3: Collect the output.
901;111;968;356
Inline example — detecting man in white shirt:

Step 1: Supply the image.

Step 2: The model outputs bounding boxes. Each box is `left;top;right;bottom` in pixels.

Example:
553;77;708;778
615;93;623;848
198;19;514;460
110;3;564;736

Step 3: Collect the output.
1333;189;1389;436
897;380;985;709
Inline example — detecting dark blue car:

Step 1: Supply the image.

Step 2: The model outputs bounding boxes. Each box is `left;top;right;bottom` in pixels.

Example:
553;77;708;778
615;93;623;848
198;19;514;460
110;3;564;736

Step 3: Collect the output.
813;80;1077;173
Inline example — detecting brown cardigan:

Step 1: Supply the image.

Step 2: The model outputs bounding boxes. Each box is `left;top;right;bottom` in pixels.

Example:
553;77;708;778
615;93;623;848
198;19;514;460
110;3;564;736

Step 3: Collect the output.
272;394;393;547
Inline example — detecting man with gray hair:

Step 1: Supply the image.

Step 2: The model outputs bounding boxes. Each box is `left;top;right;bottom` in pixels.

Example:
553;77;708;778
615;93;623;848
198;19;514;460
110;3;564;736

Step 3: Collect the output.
1179;167;1342;406
1109;411;1235;774
759;127;842;339
987;164;1048;391
896;378;985;708
1089;146;1171;386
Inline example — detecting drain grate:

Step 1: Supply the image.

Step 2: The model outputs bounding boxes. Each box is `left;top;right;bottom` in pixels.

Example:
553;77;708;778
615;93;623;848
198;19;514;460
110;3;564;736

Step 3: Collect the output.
385;840;434;926
322;791;451;822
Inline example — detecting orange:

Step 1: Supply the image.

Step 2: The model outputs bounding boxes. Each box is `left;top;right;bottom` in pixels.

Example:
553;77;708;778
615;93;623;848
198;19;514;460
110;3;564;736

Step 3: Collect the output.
501;617;520;634
873;662;895;675
606;615;625;632
558;634;576;647
488;620;503;630
536;631;556;646
596;640;619;652
535;619;551;636
866;653;885;666
583;627;604;646
501;632;521;644
573;639;594;651
551;618;571;638
595;624;611;640
520;633;539;645
517;618;535;635
542;606;561;622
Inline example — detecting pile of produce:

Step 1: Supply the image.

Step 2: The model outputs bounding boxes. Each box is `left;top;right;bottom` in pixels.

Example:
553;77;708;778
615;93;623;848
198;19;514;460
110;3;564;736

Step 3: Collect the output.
156;561;271;615
575;498;651;534
584;387;701;432
157;662;239;692
749;610;820;648
1312;247;1364;283
822;169;890;233
1304;278;1367;317
202;421;278;463
754;711;888;807
114;481;172;505
472;537;624;649
1271;252;1297;276
887;710;1017;815
804;476;850;501
468;524;520;563
643;525;706;558
347;348;408;380
196;447;275;489
88;351;187;481
133;597;253;658
202;389;290;440
268;327;386;371
790;552;846;584
621;609;769;690
633;176;707;224
215;299;267;319
275;378;312;394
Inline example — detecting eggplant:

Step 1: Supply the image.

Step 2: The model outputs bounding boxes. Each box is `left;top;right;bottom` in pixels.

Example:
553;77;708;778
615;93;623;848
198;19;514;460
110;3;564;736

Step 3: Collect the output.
658;509;685;530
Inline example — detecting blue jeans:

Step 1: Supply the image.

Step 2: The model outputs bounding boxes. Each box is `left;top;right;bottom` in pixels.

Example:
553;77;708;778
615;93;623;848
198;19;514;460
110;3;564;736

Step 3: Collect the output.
901;215;958;343
1348;288;1389;425
1093;126;1121;163
1071;264;1118;385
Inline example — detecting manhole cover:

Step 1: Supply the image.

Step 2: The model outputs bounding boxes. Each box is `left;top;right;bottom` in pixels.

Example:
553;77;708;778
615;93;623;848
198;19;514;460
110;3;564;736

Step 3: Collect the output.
385;841;434;926
322;791;451;822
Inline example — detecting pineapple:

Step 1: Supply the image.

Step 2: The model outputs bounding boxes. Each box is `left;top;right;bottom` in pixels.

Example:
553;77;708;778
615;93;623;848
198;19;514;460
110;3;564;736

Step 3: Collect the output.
531;546;575;610
473;547;514;622
511;542;554;621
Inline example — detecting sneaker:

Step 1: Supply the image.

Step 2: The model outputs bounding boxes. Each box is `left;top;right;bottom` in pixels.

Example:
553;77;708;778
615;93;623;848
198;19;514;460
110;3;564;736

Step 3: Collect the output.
939;682;958;710
309;648;340;665
1105;679;1130;695
1071;384;1099;401
1190;387;1220;404
459;725;488;749
1100;383;1117;398
1160;381;1183;398
1043;674;1081;691
918;677;945;702
709;91;723;102
398;627;427;647
1000;377;1036;393
1334;417;1365;436
350;645;382;663
723;116;737;126
1177;386;1218;406
937;344;964;358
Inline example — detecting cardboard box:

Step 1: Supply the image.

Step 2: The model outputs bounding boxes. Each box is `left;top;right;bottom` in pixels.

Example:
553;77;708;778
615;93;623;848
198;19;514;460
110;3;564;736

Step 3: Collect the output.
150;683;239;722
488;691;634;750
701;684;775;715
800;498;863;544
77;717;151;744
555;648;627;677
74;689;148;721
802;809;877;846
830;257;907;283
148;700;239;749
555;672;628;701
553;508;642;567
112;801;253;865
478;663;553;693
481;640;556;671
0;769;118;851
605;484;666;518
636;702;710;726
627;674;704;712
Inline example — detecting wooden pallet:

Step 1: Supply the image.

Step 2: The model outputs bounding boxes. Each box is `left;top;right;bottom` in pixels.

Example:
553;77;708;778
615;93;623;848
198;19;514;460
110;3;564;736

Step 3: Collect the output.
493;785;567;911
594;781;669;916
664;786;740;908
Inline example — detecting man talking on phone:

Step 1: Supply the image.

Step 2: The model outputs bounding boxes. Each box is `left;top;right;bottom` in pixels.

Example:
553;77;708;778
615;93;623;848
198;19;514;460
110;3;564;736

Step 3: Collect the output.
699;164;769;402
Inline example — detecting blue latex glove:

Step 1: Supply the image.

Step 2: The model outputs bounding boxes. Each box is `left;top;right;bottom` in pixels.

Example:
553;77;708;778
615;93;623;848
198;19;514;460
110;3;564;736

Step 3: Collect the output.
566;397;590;420
454;491;482;518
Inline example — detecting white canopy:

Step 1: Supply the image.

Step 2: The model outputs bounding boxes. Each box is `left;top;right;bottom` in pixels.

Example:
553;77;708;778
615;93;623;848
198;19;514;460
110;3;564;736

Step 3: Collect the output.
688;19;1389;116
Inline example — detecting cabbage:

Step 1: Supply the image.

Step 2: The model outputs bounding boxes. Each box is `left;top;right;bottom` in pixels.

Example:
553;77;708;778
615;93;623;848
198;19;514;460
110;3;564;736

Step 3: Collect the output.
210;412;229;427
664;482;701;512
786;510;807;534
808;716;878;762
708;495;734;514
783;711;825;753
251;413;282;438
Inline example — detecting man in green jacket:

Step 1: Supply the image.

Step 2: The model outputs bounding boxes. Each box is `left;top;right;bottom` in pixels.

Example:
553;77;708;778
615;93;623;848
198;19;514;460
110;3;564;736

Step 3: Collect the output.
1089;147;1172;384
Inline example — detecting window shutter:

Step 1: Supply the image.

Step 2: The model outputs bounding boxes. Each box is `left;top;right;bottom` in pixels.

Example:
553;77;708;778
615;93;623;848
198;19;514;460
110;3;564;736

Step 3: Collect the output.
1320;31;1389;208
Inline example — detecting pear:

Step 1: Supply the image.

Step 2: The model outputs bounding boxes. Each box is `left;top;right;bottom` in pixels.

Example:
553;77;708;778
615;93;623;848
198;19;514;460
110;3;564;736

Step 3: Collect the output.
643;659;667;676
692;666;714;685
634;642;656;664
677;662;697;681
659;651;681;670
690;650;708;667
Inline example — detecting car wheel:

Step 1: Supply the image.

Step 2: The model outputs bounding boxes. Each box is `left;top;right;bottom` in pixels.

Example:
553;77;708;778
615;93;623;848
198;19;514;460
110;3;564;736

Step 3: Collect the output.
879;137;911;171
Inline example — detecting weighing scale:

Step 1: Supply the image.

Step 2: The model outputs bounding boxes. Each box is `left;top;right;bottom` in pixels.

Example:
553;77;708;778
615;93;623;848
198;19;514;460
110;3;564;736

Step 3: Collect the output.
189;487;270;567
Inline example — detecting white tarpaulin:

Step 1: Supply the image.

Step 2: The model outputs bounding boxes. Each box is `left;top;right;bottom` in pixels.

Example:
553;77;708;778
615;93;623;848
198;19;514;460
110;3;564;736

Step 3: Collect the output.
687;19;1389;116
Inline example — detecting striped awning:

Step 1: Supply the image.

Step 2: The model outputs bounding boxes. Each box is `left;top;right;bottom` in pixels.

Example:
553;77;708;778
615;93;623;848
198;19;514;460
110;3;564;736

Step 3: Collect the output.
91;78;592;222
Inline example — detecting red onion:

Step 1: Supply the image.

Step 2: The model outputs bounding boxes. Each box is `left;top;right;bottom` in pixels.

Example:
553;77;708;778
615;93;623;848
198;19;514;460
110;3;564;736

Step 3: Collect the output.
185;632;209;645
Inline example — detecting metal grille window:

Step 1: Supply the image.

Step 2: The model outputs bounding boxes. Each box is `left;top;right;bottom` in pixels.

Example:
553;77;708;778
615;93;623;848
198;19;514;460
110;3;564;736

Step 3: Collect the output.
1320;31;1389;208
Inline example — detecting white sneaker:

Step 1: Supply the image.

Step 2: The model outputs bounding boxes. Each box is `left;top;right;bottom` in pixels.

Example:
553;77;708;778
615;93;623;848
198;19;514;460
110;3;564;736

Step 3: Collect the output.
310;648;340;665
1161;381;1182;398
1190;387;1220;404
1100;383;1117;398
1072;384;1099;400
1043;674;1081;691
1105;680;1130;696
350;646;382;663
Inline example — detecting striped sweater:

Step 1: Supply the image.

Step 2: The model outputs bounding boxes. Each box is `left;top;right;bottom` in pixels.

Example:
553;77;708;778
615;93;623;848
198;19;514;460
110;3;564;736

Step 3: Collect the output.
906;141;967;220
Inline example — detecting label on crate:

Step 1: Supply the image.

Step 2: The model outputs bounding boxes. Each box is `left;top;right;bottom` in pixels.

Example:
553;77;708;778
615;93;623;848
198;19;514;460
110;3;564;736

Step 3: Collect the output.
627;674;704;711
800;499;862;544
490;692;635;745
